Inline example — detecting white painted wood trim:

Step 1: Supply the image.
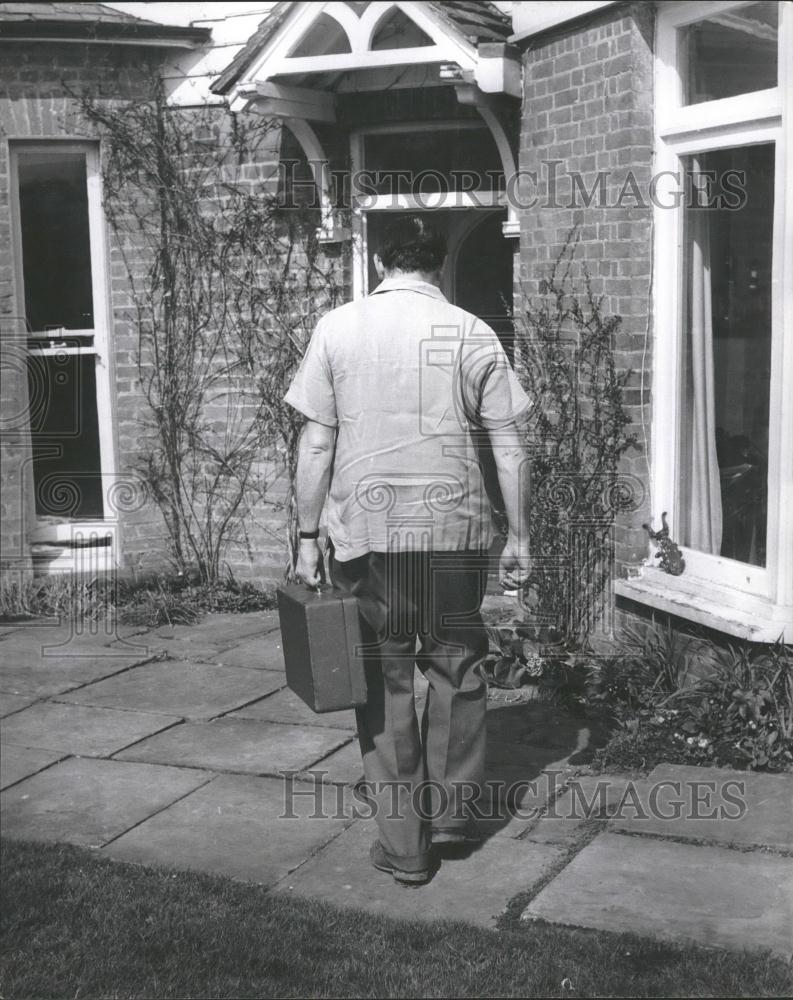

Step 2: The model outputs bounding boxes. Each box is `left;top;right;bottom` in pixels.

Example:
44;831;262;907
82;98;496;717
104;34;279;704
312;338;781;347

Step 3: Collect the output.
254;81;336;123
657;89;782;138
399;0;478;64
350;130;367;300
615;573;792;643
473;102;519;234
85;144;119;536
282;118;343;241
658;120;781;155
268;46;460;77
659;0;765;31
9;141;120;566
231;0;480;96
767;0;793;614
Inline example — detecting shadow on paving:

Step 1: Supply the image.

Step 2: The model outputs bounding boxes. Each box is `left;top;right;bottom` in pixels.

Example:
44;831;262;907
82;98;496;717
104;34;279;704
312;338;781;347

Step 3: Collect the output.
434;700;613;845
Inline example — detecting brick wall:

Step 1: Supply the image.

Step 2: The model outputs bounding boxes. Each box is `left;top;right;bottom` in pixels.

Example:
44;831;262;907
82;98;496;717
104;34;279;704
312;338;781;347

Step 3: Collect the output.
516;3;655;584
0;43;162;585
0;41;331;586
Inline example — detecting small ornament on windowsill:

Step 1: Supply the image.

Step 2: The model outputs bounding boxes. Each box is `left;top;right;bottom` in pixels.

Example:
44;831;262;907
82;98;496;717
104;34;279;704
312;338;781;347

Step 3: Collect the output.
642;512;686;576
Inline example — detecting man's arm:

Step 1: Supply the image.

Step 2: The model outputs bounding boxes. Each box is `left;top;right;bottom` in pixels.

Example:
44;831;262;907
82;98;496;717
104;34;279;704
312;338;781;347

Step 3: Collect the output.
294;419;336;586
490;421;531;590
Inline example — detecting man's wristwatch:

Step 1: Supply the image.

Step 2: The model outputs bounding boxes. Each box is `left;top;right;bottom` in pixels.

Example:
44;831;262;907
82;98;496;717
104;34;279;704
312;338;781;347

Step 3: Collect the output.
298;529;320;540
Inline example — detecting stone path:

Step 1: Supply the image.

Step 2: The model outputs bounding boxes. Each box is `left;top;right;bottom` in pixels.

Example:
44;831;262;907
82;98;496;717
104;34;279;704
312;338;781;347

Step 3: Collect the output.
1;612;791;958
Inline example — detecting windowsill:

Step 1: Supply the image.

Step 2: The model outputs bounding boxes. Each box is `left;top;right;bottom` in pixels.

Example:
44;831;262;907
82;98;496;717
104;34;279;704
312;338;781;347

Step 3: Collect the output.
29;521;117;576
615;567;792;644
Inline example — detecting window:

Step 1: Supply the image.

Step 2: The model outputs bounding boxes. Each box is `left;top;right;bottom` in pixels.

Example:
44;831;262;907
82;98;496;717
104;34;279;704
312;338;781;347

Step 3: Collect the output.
10;143;116;567
680;1;778;104
627;1;792;640
349;123;510;300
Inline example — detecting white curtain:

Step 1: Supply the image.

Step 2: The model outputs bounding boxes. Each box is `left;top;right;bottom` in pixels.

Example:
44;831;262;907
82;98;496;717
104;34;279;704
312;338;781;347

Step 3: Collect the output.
682;203;723;555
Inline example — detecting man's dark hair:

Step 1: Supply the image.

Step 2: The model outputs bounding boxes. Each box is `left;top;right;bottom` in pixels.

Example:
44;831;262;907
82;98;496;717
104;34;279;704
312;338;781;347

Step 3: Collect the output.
378;215;447;273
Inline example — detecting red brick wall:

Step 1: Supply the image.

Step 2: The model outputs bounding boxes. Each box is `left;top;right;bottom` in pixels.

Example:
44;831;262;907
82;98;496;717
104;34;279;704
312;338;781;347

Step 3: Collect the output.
516;3;655;583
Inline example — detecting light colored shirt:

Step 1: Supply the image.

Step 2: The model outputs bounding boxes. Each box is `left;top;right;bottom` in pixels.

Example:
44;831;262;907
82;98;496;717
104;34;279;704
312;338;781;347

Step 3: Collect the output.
284;277;531;561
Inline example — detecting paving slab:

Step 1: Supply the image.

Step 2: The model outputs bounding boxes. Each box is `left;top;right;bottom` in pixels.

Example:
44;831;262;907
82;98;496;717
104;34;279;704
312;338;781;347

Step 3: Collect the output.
231;686;355;729
0;693;38;718
0;625;143;658
0;757;211;848
280;818;563;928
522;832;793;960
0;701;180;757
606;764;793;852
0;648;145;698
484;703;603;793
205;632;286;671
0;744;66;790
150;611;280;648
523;776;633;845
105;774;352;885
115;718;351;776
56;661;284;719
300;738;363;786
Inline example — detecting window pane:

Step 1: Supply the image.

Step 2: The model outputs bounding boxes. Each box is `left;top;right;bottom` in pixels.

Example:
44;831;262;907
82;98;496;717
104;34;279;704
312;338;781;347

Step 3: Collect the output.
681;1;778;105
27;350;104;518
678;144;773;567
362;127;503;194
17;152;94;331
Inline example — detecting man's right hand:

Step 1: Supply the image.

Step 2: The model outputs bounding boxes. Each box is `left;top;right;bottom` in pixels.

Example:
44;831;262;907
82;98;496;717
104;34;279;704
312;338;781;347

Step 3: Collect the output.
295;538;324;588
499;533;531;591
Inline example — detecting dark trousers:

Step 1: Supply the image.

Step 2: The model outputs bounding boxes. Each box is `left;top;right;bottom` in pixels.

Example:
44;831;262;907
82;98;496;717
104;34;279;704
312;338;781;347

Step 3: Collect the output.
331;549;489;870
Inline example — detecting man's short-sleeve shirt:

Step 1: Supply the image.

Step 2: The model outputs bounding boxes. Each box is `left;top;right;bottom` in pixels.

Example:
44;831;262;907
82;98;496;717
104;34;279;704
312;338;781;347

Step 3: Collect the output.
284;277;530;561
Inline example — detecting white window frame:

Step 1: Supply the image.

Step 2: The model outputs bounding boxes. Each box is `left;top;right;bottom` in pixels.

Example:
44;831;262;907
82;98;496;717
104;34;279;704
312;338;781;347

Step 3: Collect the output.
349;121;509;299
9;140;119;571
616;0;793;641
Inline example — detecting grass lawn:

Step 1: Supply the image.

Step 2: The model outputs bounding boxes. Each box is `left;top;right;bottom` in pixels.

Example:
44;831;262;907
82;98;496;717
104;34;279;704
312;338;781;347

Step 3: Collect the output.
1;838;791;999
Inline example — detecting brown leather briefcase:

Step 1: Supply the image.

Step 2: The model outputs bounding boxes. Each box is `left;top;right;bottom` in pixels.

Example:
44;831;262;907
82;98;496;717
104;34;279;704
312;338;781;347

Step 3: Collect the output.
276;584;367;713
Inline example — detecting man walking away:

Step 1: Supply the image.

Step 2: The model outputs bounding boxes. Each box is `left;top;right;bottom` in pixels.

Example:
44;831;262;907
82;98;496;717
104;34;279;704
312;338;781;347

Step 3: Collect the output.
284;216;531;885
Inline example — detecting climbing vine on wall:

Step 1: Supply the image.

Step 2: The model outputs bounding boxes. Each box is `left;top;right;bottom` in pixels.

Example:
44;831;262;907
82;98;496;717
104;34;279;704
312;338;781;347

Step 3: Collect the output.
79;85;338;582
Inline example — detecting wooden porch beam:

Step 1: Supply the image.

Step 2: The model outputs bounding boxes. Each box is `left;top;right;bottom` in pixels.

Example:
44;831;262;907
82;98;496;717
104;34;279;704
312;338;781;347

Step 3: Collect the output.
254;81;336;123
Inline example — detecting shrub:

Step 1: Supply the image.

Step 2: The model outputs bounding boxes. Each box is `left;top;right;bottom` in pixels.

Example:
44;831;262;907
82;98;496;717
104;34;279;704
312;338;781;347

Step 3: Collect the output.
587;619;793;773
513;232;640;647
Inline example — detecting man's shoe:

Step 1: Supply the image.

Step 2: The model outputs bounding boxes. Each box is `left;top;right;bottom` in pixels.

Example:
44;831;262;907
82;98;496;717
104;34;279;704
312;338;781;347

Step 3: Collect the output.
370;840;430;886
